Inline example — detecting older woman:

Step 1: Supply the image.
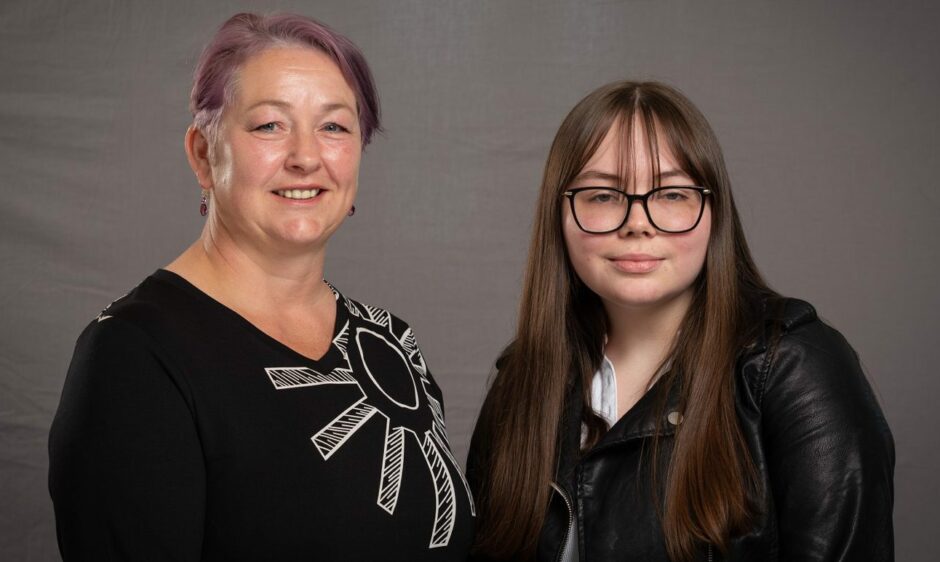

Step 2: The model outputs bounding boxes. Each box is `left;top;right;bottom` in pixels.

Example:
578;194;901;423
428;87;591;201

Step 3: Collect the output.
49;13;474;561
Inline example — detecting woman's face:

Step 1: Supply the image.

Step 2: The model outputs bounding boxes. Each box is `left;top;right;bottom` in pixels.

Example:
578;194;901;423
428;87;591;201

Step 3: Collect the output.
206;46;361;253
562;122;712;313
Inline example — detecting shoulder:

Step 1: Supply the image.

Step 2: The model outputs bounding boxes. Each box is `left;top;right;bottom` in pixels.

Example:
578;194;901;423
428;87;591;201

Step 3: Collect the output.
747;296;818;352
744;298;892;447
330;285;418;344
740;297;853;395
754;297;860;395
333;288;416;336
88;272;199;343
60;290;198;439
741;297;843;391
738;300;895;560
70;272;205;387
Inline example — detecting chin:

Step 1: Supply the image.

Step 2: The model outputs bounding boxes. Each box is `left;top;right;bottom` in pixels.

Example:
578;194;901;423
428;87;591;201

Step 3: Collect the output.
274;221;332;247
281;215;331;234
599;285;687;311
604;294;668;310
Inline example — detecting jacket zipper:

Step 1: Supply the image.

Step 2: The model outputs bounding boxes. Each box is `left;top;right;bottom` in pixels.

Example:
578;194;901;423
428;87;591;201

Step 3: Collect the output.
707;543;713;562
550;482;575;562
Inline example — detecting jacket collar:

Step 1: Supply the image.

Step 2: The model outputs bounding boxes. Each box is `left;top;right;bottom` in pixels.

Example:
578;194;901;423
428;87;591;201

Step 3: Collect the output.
556;298;817;472
748;296;818;354
593;371;683;449
555;366;684;484
588;298;818;447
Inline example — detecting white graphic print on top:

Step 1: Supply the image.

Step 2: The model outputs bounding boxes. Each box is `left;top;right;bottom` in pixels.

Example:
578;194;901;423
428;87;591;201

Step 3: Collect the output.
265;291;475;549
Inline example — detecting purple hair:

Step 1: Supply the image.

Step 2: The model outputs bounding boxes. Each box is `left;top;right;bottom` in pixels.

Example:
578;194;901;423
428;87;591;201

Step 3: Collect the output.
190;12;381;146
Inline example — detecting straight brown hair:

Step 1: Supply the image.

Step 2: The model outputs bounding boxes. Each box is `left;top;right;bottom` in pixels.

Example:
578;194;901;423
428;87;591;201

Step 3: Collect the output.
473;81;777;561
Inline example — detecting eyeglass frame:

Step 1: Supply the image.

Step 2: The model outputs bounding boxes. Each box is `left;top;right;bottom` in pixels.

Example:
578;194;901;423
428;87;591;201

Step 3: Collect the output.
562;186;712;234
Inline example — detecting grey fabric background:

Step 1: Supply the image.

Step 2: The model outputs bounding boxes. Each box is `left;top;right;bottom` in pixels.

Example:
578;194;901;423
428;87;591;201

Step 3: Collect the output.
1;0;937;559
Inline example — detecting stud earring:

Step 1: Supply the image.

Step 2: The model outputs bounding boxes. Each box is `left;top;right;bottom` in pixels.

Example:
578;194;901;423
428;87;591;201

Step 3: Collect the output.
348;205;356;217
199;190;208;217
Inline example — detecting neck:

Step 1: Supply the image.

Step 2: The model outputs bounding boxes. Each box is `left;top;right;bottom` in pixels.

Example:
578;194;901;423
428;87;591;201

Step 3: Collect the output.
167;215;331;314
602;289;693;368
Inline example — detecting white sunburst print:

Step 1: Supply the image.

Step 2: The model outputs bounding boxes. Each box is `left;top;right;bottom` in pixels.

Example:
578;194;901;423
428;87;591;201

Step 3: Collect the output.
264;291;475;548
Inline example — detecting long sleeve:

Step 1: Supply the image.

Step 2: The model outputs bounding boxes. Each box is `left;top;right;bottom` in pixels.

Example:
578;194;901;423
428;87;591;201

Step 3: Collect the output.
464;392;496;562
761;320;895;561
49;316;206;561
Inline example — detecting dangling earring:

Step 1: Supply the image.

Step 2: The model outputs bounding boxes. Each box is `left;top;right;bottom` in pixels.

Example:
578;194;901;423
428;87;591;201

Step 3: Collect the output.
199;190;208;217
348;205;356;217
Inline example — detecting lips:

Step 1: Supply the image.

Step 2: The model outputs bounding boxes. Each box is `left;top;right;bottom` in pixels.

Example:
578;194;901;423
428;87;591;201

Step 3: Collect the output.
609;253;664;273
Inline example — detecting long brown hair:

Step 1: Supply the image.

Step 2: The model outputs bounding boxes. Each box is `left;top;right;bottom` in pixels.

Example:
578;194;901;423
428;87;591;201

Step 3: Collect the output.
473;81;777;560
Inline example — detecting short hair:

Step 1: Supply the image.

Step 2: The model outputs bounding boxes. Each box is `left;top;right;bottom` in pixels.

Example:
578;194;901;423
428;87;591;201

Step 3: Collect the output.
190;12;381;146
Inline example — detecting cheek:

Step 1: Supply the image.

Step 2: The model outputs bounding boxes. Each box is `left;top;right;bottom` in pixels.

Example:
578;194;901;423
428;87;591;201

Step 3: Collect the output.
563;207;615;252
209;142;235;189
239;141;285;173
562;211;606;280
562;209;584;262
675;212;711;275
213;138;284;191
323;142;362;184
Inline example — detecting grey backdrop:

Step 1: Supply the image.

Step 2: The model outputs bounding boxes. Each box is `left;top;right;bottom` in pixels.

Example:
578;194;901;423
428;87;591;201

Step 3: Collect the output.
2;1;937;560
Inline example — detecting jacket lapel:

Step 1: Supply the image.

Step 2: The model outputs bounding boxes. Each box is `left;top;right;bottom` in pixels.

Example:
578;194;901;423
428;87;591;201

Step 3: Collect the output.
590;372;683;450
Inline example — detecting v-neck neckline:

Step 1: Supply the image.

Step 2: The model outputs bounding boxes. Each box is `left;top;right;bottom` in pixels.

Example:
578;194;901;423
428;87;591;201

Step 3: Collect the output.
152;269;348;372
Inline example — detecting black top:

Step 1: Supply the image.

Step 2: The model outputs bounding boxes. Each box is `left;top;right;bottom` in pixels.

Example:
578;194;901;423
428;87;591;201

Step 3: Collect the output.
49;270;475;561
467;298;894;561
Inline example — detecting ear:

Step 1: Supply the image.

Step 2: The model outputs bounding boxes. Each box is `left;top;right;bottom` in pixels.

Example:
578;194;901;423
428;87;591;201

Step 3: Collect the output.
184;125;214;190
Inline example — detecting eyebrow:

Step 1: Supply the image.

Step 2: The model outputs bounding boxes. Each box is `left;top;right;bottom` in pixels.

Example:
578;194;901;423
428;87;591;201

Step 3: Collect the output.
573;170;621;183
244;100;356;113
573;169;691;184
657;170;690;181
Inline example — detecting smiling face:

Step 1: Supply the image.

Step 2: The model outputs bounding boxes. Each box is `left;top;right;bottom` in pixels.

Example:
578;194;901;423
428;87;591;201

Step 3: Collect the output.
562;119;712;313
201;45;362;254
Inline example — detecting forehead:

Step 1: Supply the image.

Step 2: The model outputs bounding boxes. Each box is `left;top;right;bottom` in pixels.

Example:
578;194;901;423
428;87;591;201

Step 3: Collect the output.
231;46;356;108
582;120;683;174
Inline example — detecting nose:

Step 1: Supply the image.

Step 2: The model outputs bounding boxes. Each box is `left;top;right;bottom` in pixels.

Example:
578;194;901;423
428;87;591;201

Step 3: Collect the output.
618;198;656;238
285;130;321;173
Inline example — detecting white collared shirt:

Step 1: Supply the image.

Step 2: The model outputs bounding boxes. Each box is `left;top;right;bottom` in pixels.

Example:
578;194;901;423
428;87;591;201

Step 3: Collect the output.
590;355;620;427
589;354;672;427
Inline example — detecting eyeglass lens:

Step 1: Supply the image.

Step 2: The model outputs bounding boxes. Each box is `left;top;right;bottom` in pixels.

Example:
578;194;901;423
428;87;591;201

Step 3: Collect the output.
572;188;704;233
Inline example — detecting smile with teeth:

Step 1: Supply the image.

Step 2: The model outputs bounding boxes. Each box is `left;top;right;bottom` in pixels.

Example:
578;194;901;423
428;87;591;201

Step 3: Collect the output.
275;188;320;200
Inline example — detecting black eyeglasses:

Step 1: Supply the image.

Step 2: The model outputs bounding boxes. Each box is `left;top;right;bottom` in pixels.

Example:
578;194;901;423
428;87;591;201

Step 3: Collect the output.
562;186;711;234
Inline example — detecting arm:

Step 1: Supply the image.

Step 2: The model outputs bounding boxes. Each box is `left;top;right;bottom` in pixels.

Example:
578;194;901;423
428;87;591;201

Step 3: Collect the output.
49;317;205;561
761;320;894;561
465;354;508;503
464;397;486;496
465;384;500;562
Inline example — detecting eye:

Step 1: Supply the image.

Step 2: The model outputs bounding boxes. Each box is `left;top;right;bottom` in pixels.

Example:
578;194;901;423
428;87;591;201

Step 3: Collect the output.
322;122;350;133
655;188;691;202
584;190;624;204
253;122;279;133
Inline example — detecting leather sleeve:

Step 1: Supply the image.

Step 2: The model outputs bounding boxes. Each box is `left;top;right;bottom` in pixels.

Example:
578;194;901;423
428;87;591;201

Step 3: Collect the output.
760;319;895;561
465;360;505;510
465;413;487;505
465;382;501;562
49;317;205;561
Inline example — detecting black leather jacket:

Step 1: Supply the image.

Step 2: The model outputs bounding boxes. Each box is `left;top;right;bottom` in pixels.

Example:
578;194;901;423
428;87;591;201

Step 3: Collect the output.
467;299;895;561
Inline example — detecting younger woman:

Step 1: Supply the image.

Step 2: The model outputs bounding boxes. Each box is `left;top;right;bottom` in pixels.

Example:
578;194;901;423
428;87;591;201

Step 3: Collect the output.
466;81;894;561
